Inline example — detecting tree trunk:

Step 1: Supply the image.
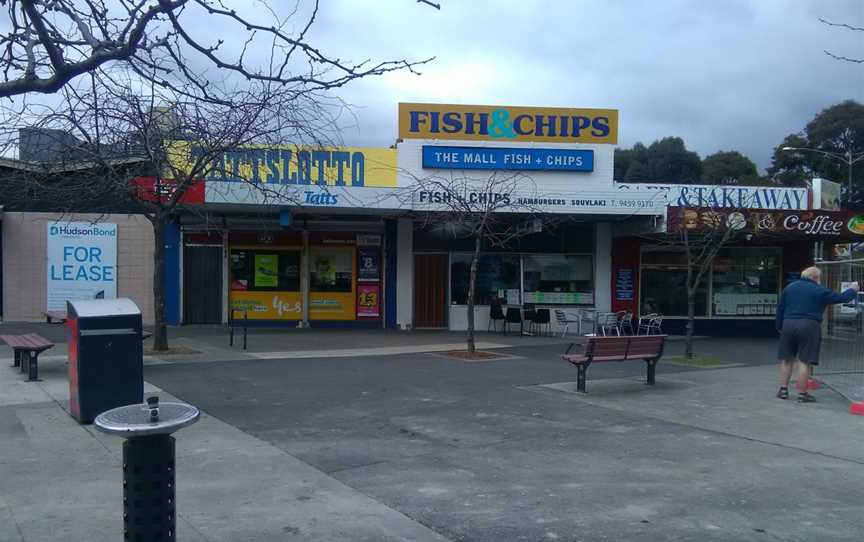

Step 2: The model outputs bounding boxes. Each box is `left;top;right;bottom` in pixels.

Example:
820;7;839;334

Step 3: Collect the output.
151;216;169;351
685;288;696;359
466;236;482;354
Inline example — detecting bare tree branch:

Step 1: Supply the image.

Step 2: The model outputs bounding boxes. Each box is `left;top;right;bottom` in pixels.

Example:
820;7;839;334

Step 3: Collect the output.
819;17;864;64
0;0;437;98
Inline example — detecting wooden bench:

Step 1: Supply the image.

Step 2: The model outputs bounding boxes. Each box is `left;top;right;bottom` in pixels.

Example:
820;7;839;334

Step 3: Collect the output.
562;335;666;393
1;333;55;381
43;311;67;324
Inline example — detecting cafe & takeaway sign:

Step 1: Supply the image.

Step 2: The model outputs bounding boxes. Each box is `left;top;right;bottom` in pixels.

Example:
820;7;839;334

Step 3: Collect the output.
667;208;864;239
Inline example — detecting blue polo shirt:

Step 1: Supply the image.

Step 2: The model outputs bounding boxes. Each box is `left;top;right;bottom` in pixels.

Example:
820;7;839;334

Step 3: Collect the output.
776;278;856;330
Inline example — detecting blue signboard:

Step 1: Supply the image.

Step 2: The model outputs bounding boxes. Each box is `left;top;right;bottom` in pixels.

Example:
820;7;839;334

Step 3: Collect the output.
422;146;594;172
615;268;634;301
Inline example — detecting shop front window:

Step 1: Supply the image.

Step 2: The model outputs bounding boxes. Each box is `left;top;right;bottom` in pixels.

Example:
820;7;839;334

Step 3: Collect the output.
451;254;521;305
523;254;594;304
310;248;353;292
230;250;300;291
640;250;707;317
712;248;780;316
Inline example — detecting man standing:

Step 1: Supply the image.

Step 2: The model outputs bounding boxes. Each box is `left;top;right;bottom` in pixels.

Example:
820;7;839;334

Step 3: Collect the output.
776;267;858;402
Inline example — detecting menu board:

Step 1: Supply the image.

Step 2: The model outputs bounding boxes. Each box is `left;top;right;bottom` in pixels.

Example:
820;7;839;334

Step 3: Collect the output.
524;291;594;304
615;269;634;301
713;293;778;315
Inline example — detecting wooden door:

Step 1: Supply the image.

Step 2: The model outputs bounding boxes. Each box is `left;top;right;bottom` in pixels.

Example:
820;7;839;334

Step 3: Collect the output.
184;245;223;324
414;254;448;328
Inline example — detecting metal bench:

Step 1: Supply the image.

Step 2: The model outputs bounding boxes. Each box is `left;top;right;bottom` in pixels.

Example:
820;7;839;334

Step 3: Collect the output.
43;311;67;324
1;333;56;381
562;335;666;393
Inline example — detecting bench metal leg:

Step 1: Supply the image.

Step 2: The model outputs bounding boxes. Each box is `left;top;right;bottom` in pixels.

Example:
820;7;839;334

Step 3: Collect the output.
27;351;40;382
646;359;657;386
576;362;590;393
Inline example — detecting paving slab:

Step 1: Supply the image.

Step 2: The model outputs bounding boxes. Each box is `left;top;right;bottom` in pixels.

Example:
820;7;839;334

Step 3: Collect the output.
0;367;450;542
144;350;864;541
534;364;864;463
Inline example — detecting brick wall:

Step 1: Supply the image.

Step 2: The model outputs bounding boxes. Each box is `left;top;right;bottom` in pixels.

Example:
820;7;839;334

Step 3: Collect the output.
2;212;154;323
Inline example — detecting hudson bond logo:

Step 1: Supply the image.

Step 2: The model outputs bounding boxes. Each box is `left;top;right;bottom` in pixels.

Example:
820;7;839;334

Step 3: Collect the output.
49;224;117;237
399;103;618;144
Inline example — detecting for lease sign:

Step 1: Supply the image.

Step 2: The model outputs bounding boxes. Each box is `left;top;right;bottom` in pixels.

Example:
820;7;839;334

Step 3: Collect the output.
46;222;117;311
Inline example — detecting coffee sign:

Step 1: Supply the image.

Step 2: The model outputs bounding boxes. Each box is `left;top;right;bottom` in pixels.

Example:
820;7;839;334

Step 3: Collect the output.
667;208;864;239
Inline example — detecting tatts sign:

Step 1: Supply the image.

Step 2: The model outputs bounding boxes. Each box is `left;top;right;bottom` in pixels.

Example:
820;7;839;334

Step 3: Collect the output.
399;103;618;144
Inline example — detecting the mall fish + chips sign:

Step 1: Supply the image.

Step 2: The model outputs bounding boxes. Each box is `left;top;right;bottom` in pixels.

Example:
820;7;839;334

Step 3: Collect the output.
422;146;594;172
399;103;618;144
46;222;117;311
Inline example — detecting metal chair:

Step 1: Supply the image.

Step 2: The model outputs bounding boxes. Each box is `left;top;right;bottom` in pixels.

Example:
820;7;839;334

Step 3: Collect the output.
522;304;537;334
618;310;635;335
488;302;505;333
504;307;523;335
533;308;552;336
648;314;663;335
554;309;579;338
579;308;598;336
597;312;621;336
637;313;658;335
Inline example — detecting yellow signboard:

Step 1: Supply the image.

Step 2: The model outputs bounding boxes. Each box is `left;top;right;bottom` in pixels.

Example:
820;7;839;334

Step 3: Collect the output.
310;292;355;321
229;291;356;321
167;141;396;187
398;103;618;145
230;291;302;320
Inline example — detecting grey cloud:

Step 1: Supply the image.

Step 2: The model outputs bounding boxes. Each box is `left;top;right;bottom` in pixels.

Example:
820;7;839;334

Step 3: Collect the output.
315;0;864;172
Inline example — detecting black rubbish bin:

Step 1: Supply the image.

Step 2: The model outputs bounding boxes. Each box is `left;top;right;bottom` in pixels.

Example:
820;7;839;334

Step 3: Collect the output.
67;298;144;424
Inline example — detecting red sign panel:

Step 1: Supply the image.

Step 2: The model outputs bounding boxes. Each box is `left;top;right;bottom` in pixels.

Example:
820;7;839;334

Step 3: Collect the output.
67;317;80;419
667;207;864;240
130;177;205;204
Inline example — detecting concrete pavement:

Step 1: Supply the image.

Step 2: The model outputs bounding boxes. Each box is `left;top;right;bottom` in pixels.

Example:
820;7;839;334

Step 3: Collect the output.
2;325;863;540
0;363;448;541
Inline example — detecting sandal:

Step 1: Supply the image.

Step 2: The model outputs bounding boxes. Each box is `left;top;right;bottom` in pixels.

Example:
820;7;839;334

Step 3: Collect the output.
797;392;816;403
776;387;789;400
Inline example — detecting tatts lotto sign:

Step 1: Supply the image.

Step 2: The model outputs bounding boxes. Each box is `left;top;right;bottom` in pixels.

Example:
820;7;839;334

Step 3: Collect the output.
398;103;618;144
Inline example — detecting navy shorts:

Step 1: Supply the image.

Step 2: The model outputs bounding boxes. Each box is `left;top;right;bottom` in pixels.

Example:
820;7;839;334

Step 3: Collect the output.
777;319;822;365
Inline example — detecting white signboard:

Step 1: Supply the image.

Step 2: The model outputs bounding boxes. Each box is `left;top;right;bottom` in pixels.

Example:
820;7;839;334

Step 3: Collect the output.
616;182;808;210
205;182;668;216
46;222;118;311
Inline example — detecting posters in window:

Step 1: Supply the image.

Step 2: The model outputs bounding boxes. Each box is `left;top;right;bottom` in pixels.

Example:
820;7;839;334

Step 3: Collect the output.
46;222;117;311
358;249;380;281
254;254;278;287
615;269;634;301
357;284;380;317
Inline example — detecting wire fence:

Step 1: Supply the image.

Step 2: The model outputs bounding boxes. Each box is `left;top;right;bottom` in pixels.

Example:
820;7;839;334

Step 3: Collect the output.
817;259;864;402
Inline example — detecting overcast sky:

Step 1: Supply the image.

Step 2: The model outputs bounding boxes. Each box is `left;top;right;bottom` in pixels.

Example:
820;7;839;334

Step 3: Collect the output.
286;0;863;172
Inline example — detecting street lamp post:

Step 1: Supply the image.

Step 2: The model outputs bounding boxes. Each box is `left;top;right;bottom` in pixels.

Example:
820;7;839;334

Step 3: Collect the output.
780;145;864;200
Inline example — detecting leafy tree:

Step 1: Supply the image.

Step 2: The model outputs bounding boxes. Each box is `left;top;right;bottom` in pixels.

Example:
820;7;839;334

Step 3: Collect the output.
614;137;701;183
701;151;758;184
767;101;864;201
